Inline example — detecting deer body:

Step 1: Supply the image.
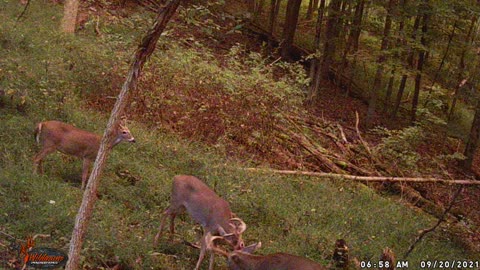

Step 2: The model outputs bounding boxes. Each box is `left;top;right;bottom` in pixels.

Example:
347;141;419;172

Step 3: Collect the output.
154;175;246;270
33;120;135;189
207;234;326;270
227;252;326;270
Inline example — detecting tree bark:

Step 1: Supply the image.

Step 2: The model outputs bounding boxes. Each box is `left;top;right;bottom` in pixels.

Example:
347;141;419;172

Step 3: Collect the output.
365;0;395;127
61;0;80;33
64;1;181;269
281;0;303;60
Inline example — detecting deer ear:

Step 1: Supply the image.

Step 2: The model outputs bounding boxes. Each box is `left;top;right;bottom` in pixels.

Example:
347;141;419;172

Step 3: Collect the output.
241;242;261;254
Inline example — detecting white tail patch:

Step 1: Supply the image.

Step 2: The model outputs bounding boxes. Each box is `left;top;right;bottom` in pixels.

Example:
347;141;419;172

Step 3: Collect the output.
35;123;43;144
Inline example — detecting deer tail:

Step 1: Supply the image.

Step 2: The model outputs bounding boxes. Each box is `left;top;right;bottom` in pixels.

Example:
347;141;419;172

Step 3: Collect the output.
34;123;42;144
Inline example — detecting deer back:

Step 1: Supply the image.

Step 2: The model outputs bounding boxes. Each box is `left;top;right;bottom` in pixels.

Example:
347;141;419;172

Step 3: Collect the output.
229;252;326;270
36;120;135;160
172;175;234;232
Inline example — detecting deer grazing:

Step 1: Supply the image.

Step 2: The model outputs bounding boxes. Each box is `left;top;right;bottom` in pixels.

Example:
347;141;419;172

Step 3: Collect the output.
154;175;247;270
33;120;135;189
207;234;327;270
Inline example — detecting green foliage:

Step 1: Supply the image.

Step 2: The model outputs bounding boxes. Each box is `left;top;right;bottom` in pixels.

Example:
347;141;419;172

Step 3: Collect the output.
373;126;424;173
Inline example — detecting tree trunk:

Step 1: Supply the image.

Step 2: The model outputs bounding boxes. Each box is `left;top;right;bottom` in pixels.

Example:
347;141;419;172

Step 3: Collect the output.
268;0;282;51
463;99;480;169
365;0;395;127
61;0;80;33
308;0;326;100
306;0;314;19
254;0;266;21
320;0;343;80
384;69;395;113
391;9;420;119
64;1;181;269
411;0;429;124
281;0;303;59
449;15;477;120
339;0;365;95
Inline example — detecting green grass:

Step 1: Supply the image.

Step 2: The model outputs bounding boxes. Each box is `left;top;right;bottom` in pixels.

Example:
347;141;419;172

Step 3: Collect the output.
0;1;478;269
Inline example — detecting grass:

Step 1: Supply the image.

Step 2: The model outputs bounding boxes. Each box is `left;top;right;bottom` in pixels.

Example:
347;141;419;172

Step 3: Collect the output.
0;1;479;269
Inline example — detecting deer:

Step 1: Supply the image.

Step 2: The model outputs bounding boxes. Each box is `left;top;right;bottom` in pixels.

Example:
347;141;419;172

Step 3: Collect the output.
207;233;327;270
33;119;135;189
154;175;247;270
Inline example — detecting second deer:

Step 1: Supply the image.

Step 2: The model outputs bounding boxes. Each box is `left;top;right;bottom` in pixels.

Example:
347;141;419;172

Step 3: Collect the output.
207;233;327;270
154;175;248;270
33;119;135;189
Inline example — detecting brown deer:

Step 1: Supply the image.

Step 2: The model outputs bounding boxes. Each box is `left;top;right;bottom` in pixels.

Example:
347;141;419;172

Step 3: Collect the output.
207;234;327;270
154;175;247;270
33;120;135;189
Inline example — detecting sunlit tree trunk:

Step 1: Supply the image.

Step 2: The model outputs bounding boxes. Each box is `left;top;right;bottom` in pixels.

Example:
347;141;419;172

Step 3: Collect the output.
365;0;395;127
61;0;80;33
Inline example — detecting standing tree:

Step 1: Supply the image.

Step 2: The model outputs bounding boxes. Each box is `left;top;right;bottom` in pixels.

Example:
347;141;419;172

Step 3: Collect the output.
365;0;396;127
391;5;420;119
411;0;429;124
281;0;303;59
320;0;343;80
308;0;326;100
61;0;80;33
463;97;480;170
64;0;182;269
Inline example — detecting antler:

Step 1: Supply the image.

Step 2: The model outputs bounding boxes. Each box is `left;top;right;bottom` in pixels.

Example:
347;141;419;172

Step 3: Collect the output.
229;218;247;234
205;233;229;257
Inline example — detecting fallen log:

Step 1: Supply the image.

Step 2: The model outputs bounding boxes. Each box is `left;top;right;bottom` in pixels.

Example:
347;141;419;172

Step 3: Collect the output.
244;168;480;185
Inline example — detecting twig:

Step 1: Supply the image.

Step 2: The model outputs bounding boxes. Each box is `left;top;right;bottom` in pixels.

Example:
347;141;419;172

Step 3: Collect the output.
355;111;372;156
16;0;31;22
243;168;480;185
404;186;464;258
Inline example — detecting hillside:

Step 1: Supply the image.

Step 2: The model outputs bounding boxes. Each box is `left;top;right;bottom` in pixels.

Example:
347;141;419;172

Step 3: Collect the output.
1;1;480;269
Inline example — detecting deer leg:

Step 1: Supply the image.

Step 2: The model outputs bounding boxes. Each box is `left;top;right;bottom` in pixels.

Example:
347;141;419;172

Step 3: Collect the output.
33;147;55;174
81;159;91;190
154;209;173;246
194;234;208;270
208;252;215;270
169;212;177;239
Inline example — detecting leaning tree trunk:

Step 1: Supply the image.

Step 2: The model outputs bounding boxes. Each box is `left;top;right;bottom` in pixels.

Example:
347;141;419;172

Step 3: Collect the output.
61;0;80;33
365;0;395;127
281;0;303;59
64;1;181;269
